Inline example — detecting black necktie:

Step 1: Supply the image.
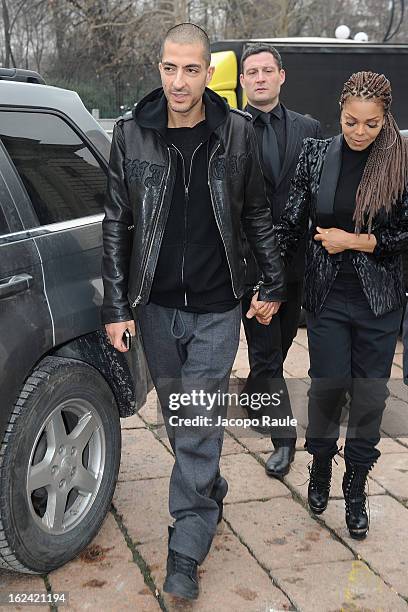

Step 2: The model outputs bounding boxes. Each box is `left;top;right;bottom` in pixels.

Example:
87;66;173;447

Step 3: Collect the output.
259;112;281;184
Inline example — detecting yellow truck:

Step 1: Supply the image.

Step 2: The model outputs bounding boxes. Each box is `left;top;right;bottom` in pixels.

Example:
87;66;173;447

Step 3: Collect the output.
209;38;408;136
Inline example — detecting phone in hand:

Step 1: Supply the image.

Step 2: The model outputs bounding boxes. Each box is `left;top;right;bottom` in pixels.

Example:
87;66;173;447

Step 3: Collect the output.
122;329;132;350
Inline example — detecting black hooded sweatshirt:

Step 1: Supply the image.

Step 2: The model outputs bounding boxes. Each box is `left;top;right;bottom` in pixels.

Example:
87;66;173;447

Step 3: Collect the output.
133;88;238;312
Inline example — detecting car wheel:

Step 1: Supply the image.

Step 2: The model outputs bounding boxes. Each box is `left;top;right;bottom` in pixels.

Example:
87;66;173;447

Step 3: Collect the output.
0;356;121;574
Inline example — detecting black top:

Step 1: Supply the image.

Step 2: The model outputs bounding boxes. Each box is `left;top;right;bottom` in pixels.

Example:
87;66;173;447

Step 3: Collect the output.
334;138;373;274
166;120;208;171
149;119;238;313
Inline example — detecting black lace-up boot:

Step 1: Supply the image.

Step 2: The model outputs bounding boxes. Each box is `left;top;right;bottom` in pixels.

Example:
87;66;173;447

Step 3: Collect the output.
342;462;370;540
307;453;335;514
163;527;199;600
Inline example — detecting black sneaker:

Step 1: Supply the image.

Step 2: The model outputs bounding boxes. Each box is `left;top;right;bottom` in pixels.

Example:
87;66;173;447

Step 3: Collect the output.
163;527;199;600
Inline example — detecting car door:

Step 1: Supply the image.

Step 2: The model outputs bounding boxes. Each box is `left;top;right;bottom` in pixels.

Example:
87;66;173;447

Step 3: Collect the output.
0;147;53;440
0;108;109;346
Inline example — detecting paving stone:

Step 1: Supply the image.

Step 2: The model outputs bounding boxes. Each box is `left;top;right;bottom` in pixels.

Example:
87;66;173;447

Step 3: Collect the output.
377;437;408;454
391;364;404;379
322;495;408;598
138;391;163;426
394;353;404;369
139;526;292;611
283;343;310;378
0;570;47;611
234;367;250;379
366;453;408;501
148;425;245;458
224;497;353;571
224;393;307;451
388;379;408;403
283;449;385;499
113;478;171;545
229;429;307;456
155;427;173;452
285;383;310;429
221;433;246;455
121;413;146;429
118;429;173;482
49;513;160;611
232;346;250;373
220;453;290;503
230;427;275;453
336;436;408;456
395;339;404;355
274;559;408;612
292;327;309;350
381;395;408;438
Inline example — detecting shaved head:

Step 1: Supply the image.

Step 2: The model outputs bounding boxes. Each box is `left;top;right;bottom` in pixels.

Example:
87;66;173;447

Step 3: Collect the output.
161;22;211;66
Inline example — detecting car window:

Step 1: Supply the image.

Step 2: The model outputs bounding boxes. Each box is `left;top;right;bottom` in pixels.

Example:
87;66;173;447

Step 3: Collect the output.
0;111;107;226
0;205;9;235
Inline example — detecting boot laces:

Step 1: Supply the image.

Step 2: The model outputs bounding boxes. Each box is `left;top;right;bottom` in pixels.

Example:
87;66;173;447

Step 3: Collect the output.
344;466;370;519
307;454;338;492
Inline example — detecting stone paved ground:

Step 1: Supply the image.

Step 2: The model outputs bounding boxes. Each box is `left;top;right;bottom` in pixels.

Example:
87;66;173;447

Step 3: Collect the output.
1;327;407;611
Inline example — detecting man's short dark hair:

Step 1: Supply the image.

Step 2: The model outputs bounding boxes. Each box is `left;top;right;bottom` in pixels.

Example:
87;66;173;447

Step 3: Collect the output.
240;44;283;73
160;23;211;66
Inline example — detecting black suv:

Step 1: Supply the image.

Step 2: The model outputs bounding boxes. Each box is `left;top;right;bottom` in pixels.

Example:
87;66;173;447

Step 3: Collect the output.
0;69;148;574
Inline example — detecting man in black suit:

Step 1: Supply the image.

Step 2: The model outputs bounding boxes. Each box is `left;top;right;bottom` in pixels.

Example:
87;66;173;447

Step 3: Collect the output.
240;44;322;478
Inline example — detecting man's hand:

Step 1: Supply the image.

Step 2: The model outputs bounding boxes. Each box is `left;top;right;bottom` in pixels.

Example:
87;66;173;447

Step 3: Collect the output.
105;320;136;352
314;226;352;254
246;292;281;325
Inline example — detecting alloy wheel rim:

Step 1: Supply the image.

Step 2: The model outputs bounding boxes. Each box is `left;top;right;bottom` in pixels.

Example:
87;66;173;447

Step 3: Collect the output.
26;398;106;535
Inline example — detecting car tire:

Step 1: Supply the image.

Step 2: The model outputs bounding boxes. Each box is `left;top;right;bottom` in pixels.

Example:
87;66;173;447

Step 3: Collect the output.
0;356;121;574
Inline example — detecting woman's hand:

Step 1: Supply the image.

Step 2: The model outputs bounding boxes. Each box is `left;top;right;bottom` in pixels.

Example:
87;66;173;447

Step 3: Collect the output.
314;227;352;254
314;226;377;254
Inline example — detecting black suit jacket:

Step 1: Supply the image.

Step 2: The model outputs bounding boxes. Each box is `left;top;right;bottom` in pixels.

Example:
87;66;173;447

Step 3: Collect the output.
245;104;322;285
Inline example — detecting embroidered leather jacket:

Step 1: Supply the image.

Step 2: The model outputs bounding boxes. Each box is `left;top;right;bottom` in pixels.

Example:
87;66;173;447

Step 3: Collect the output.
101;88;286;324
275;135;408;316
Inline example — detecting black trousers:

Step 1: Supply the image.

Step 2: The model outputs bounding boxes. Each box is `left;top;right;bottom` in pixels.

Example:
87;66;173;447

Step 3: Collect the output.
305;271;402;467
241;282;302;442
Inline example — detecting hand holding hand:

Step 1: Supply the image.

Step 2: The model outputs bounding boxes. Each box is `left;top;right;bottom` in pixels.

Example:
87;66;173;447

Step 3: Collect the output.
246;292;281;325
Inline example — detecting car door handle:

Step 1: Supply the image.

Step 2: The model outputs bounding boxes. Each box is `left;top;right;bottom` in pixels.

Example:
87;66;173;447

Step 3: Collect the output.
0;273;33;299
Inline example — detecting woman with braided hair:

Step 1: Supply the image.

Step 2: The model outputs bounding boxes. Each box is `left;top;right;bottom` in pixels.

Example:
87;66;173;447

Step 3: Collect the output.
275;71;408;539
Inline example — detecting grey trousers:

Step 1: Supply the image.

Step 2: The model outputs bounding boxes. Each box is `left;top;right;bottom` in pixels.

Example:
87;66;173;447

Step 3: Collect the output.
137;302;241;564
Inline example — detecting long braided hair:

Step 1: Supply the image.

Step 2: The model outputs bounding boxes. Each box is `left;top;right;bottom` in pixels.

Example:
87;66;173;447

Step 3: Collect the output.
339;71;408;233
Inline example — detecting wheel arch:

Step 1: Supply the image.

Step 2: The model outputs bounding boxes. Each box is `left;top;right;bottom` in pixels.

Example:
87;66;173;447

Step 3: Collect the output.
50;331;137;418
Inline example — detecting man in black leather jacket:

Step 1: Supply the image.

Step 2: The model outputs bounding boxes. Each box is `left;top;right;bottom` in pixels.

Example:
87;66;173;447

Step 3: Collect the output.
101;23;285;601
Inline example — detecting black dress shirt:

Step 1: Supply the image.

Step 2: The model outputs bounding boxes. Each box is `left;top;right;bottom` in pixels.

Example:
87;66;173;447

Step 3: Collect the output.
247;102;287;170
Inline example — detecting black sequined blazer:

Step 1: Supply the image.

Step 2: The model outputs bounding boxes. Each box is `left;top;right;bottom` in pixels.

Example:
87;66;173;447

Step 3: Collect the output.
275;135;408;316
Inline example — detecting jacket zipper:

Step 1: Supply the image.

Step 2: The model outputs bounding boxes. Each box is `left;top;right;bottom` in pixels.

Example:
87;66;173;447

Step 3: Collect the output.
131;140;237;306
131;147;171;307
172;142;203;307
208;142;238;298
